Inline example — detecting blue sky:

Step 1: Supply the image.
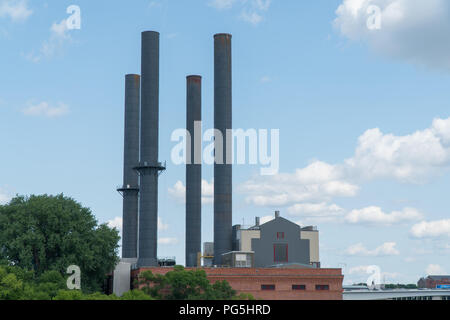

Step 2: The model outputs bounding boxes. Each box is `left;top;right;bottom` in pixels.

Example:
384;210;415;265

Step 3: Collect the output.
1;0;450;284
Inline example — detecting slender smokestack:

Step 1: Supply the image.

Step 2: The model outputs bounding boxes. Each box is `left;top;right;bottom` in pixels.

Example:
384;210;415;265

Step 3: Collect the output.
186;75;202;267
213;33;232;265
136;31;165;267
120;74;140;259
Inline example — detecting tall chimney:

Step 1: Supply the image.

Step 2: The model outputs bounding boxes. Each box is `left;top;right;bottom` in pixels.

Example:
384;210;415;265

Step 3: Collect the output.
213;33;232;265
136;31;165;267
185;75;202;267
119;74;140;259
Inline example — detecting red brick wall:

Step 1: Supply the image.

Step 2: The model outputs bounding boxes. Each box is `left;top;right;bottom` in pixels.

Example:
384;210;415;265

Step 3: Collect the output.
425;278;450;289
132;267;343;300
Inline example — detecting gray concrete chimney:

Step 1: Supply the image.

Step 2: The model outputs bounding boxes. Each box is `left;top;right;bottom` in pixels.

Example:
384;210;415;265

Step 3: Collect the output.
136;31;165;267
186;75;202;267
119;74;140;259
213;33;233;265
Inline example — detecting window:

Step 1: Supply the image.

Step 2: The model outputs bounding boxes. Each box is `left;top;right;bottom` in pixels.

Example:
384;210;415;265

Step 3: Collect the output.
292;285;306;291
261;285;276;291
315;285;330;291
277;232;285;239
235;254;251;268
273;244;288;263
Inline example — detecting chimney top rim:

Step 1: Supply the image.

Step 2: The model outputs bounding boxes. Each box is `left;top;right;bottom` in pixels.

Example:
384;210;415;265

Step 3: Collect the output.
187;75;202;79
142;30;160;36
214;33;232;38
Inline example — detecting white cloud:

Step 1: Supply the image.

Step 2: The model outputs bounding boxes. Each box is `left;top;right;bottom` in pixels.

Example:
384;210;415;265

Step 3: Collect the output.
50;19;70;39
168;179;214;205
348;265;400;279
0;0;32;22
410;219;450;238
426;264;447;275
201;179;214;204
240;10;263;25
168;181;184;201
107;217;123;234
159;237;179;245
288;202;345;224
288;202;344;216
22;101;69;118
346;206;423;226
260;76;271;83
240;117;450;210
209;0;236;10
148;0;163;9
260;215;275;224
209;0;272;25
26;19;72;62
0;191;11;205
345;265;401;285
345;242;400;256
348;265;371;275
240;161;359;207
345;118;450;183
334;0;450;71
253;0;271;11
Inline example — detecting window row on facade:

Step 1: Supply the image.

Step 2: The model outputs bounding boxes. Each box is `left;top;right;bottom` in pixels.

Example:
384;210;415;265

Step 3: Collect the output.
261;284;330;291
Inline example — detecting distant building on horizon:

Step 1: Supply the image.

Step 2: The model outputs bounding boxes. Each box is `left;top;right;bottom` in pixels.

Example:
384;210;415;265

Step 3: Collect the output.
418;275;450;289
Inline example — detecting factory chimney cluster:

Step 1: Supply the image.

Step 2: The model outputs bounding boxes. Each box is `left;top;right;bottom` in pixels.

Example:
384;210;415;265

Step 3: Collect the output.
119;31;233;267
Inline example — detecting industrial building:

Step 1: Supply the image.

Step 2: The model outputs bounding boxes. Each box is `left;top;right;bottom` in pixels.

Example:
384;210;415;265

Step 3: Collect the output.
112;30;343;300
131;267;343;300
225;211;320;268
418;275;450;289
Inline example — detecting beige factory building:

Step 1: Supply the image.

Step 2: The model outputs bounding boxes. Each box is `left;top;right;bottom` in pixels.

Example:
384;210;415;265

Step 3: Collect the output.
229;214;321;268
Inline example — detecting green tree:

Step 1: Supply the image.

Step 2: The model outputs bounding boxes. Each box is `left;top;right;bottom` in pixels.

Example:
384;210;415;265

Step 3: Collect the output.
233;292;256;300
0;267;24;300
121;289;154;300
34;271;67;298
84;292;119;300
0;265;45;300
165;266;211;300
137;266;252;300
203;281;237;300
0;194;120;293
53;290;85;300
137;270;166;299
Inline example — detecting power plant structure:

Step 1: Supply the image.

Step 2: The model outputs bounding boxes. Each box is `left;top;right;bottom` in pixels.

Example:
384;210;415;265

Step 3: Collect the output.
111;30;343;300
135;31;166;268
213;34;233;266
185;75;202;267
117;31;234;268
117;74;140;260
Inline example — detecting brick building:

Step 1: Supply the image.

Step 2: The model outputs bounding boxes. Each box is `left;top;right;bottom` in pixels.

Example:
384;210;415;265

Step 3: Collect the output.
112;212;343;299
418;275;450;289
131;266;343;300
